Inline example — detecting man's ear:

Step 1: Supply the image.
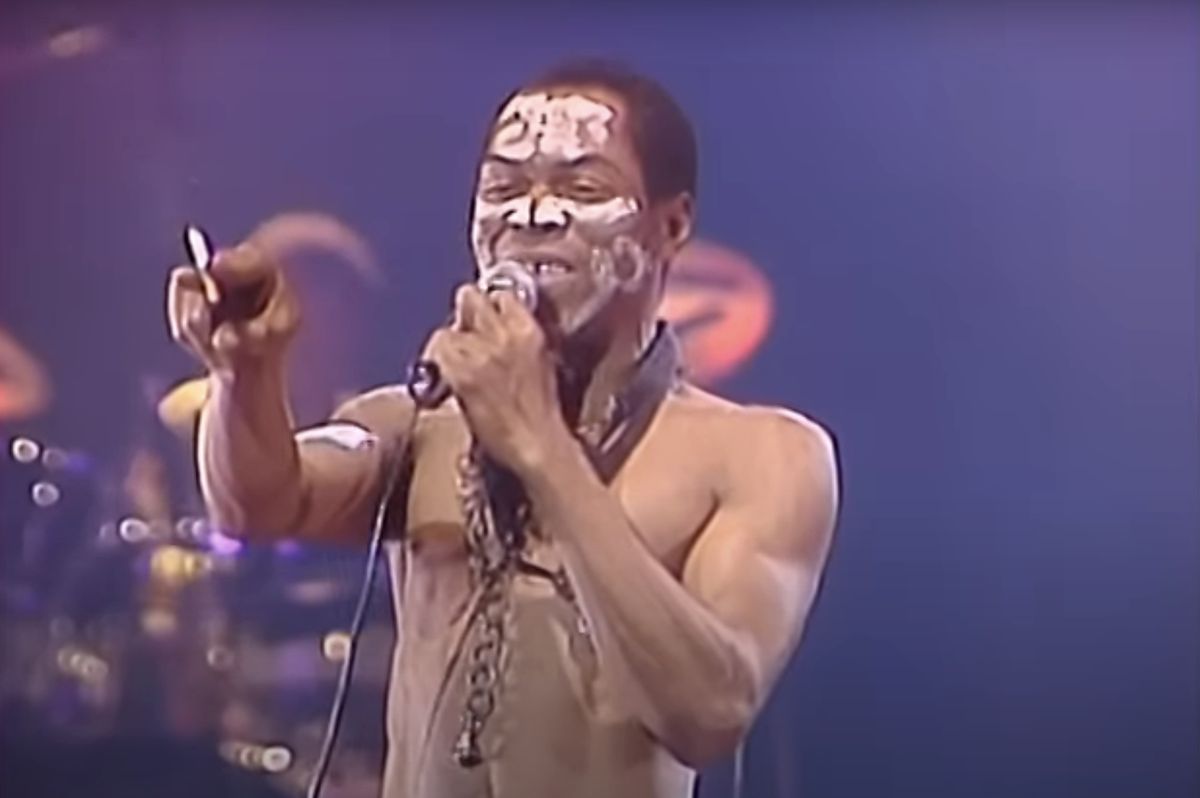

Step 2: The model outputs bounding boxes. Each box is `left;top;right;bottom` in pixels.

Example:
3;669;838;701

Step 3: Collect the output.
660;192;694;260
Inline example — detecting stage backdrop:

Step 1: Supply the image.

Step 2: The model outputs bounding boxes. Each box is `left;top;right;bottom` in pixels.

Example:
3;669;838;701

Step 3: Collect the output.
0;3;1196;797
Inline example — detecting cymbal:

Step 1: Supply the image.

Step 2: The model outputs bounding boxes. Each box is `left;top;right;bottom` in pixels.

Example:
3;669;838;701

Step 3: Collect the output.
156;377;208;438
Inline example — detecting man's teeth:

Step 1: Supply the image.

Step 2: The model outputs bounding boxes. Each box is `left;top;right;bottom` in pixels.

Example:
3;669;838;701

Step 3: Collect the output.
533;262;569;276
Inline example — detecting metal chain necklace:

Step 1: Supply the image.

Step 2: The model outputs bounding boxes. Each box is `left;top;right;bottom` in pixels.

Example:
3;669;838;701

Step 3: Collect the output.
451;443;516;768
448;322;680;768
450;442;593;768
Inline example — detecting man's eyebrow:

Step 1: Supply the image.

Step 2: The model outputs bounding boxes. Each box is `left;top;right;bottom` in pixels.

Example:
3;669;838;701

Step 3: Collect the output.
565;153;618;170
483;154;523;167
481;153;619;169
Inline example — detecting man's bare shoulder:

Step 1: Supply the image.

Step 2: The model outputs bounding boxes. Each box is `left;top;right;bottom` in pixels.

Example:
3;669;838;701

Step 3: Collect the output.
664;382;836;469
330;384;415;436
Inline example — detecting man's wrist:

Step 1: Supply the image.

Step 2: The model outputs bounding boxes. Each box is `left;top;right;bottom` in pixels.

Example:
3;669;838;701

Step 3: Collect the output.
517;422;591;499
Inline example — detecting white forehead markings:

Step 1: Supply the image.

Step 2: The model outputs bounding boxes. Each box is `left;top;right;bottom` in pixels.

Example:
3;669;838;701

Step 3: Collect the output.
490;92;615;161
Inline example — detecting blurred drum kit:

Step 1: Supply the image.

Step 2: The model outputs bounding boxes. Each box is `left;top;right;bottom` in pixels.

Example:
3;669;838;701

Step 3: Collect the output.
0;375;388;797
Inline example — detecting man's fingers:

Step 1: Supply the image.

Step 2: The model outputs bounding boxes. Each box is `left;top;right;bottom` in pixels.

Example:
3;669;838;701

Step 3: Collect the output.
426;328;491;395
176;294;220;369
212;323;242;356
168;265;203;294
493;291;541;342
207;242;276;288
454;283;505;338
177;292;211;343
168;266;202;338
166;239;299;373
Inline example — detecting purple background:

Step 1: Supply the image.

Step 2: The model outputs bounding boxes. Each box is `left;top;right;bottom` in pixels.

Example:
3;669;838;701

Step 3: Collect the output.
1;2;1196;796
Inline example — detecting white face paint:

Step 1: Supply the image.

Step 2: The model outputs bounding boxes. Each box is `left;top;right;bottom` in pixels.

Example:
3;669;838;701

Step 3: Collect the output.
471;194;641;267
472;91;640;268
491;92;615;162
554;235;654;334
469;91;655;337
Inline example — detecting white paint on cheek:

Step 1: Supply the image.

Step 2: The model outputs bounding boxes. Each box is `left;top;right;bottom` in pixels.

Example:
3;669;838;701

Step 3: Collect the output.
555;248;619;334
470;196;501;265
589;247;617;284
553;238;652;335
570;196;641;226
611;236;653;292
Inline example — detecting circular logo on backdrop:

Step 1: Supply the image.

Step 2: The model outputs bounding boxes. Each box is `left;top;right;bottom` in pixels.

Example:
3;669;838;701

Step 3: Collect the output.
248;212;383;286
661;239;774;386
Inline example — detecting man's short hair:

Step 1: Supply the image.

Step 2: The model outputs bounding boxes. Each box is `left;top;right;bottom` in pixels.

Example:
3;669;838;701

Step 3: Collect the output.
504;59;698;204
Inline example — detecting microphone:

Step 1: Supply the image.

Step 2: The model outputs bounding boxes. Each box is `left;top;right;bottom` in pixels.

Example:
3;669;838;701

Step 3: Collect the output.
407;261;538;409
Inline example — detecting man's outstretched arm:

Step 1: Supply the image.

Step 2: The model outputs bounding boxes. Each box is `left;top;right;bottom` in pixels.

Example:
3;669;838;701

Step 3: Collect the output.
200;370;412;544
169;240;412;545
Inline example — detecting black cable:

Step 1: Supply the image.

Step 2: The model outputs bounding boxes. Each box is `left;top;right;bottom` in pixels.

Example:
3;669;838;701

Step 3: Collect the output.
305;427;414;798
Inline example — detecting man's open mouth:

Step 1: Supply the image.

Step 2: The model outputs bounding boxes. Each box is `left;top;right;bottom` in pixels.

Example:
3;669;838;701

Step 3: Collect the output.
503;253;577;279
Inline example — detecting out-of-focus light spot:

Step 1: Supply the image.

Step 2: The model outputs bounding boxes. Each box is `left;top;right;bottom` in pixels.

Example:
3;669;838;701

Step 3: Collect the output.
206;645;235;671
55;645;109;684
31;481;60;507
40;446;92;474
150;545;213;585
46;26;110;60
288;578;340;604
97;521;118;544
219;741;294;774
322;631;351;662
187;517;208;540
148;519;173;541
141;608;178;637
260;746;293;773
174;517;195;539
10;436;40;463
208;528;243;556
274;540;303;557
118;517;151;543
41;447;68;469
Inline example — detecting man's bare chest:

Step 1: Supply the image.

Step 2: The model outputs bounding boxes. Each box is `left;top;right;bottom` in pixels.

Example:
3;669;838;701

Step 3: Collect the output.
400;414;717;579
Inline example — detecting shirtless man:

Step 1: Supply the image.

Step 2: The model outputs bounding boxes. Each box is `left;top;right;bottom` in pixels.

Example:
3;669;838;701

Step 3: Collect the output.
166;61;839;798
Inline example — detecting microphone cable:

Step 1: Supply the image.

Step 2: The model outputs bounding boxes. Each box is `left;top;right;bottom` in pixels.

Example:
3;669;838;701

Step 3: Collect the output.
305;415;416;798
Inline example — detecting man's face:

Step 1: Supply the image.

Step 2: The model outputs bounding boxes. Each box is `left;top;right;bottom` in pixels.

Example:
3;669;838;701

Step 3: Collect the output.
470;86;657;337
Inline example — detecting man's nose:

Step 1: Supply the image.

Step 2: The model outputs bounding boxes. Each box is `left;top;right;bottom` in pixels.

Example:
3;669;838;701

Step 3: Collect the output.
515;186;568;231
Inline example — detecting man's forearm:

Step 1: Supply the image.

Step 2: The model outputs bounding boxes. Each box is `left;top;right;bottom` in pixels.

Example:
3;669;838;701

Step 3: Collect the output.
198;361;303;535
521;437;756;765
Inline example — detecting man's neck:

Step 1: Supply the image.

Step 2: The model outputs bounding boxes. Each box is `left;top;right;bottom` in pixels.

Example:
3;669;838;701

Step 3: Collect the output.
558;317;656;435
